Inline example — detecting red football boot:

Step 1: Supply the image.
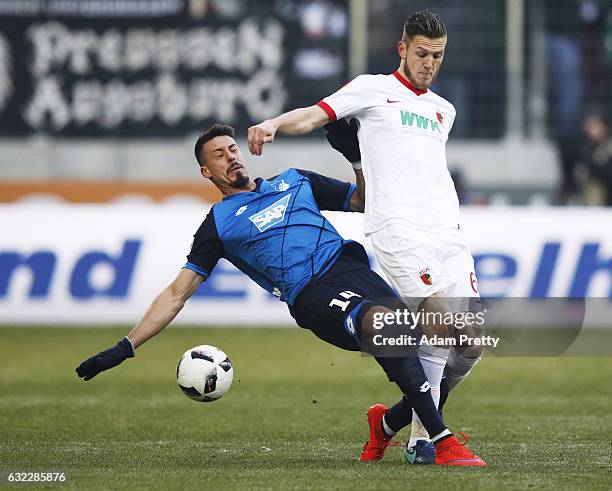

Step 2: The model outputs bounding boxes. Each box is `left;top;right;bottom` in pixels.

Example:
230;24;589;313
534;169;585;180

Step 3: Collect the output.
434;432;487;466
360;404;400;461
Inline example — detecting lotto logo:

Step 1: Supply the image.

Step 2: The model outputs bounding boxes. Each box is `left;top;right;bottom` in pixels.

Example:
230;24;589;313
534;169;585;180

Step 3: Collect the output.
419;381;431;393
345;316;355;335
249;194;291;232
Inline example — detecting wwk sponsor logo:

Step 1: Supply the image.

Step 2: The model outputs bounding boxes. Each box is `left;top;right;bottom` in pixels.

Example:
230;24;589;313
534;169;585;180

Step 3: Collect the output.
400;110;442;133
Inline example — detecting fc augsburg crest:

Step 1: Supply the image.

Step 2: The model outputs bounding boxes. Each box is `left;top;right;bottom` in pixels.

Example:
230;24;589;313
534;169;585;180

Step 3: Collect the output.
419;267;433;286
435;111;445;129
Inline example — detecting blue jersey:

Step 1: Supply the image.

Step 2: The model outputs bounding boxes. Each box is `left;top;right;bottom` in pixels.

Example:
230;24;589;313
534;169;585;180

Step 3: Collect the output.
184;168;358;305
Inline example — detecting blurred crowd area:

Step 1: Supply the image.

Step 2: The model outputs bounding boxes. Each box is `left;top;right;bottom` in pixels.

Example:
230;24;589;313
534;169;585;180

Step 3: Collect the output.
0;0;610;206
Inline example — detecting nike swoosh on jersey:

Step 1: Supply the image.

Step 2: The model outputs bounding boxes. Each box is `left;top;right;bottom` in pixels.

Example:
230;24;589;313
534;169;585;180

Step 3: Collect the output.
386;99;401;103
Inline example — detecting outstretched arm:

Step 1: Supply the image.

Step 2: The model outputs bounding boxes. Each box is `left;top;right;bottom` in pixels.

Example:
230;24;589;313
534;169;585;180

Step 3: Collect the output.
248;105;330;155
127;268;204;348
76;269;204;380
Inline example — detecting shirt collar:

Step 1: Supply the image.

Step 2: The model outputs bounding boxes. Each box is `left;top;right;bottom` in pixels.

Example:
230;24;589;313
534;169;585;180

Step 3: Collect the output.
393;70;427;96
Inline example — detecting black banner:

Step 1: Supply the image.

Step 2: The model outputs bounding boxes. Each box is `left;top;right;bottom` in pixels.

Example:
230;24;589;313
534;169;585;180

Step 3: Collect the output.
0;0;349;137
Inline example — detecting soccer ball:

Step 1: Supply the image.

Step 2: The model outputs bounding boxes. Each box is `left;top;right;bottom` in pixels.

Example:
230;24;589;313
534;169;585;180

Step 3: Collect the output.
176;345;233;402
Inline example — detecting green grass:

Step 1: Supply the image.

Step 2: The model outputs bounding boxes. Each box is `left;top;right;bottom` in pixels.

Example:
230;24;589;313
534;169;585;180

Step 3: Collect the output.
1;327;611;490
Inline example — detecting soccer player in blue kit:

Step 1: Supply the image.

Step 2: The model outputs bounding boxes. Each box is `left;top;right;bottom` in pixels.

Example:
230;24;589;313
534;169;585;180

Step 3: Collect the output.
76;123;485;466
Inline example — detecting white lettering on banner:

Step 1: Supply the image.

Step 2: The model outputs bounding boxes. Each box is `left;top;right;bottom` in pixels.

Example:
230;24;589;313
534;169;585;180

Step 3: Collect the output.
0;206;611;325
23;71;287;129
22;20;287;129
27;21;283;75
0;1;183;17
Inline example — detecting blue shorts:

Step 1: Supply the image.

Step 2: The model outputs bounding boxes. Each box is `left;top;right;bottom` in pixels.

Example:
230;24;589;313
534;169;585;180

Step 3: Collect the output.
291;243;402;351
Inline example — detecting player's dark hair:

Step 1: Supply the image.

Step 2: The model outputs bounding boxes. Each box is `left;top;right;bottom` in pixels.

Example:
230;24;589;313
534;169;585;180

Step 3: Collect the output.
194;123;236;166
403;10;447;42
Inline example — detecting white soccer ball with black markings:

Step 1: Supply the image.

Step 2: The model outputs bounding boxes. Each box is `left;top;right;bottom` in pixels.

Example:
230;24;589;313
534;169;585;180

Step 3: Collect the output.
176;345;233;402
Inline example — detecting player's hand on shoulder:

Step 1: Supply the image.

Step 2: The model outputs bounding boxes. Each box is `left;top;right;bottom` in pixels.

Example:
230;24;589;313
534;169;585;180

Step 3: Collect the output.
324;118;361;164
76;337;135;381
247;120;277;156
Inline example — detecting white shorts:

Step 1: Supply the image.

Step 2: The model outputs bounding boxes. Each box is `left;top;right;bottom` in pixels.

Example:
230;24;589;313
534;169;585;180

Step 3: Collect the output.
369;223;480;312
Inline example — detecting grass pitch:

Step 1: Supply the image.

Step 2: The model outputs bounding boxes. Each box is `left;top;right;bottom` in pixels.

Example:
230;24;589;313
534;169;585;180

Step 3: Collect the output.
1;327;611;490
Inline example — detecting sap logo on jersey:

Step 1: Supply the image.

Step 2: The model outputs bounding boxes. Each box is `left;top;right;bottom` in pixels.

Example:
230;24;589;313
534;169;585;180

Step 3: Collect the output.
249;194;291;232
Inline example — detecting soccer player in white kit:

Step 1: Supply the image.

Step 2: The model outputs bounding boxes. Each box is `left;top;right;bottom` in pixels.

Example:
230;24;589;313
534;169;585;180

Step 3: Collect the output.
248;10;484;465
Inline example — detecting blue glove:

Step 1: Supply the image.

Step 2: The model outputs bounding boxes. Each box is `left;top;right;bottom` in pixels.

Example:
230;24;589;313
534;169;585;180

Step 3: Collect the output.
76;337;135;381
324;118;361;163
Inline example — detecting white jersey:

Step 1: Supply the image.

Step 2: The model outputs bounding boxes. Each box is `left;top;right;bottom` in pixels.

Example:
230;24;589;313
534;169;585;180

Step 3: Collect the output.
318;71;460;235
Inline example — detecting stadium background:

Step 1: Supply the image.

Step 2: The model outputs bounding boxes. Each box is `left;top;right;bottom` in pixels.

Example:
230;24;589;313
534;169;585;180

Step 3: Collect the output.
1;0;611;323
1;1;611;489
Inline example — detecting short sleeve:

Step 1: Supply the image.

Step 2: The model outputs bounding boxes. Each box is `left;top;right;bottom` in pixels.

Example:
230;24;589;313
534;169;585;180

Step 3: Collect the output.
446;106;457;134
317;75;371;122
297;169;356;212
184;210;224;278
